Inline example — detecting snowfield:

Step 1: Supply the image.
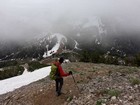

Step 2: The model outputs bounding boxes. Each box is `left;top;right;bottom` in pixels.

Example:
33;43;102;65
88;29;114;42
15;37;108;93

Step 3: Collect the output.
43;33;67;58
0;66;51;95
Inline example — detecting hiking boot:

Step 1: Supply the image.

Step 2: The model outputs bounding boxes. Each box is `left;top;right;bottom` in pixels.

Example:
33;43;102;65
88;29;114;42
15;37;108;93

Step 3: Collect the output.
56;92;61;96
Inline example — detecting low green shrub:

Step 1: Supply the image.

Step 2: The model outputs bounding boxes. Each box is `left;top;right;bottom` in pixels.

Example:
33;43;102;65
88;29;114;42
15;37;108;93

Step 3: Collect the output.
100;89;121;97
28;61;48;72
107;89;120;97
96;100;104;105
0;65;24;80
0;60;18;68
129;77;140;86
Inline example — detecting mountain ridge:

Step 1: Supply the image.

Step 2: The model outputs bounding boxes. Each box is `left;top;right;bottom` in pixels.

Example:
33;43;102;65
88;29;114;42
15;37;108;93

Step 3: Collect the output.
0;17;140;61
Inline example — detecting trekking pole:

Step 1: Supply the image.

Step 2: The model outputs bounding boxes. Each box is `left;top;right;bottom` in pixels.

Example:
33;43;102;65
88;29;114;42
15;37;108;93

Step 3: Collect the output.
71;74;81;93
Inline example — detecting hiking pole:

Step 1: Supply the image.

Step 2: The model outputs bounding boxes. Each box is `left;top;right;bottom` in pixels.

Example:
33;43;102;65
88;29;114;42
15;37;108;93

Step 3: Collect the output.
71;74;81;93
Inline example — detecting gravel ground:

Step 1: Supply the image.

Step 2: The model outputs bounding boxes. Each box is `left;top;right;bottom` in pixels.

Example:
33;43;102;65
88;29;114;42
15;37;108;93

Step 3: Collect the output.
0;62;140;105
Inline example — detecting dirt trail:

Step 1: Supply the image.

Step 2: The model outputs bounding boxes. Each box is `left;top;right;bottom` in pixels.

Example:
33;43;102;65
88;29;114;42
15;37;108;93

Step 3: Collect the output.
33;76;81;105
0;72;83;105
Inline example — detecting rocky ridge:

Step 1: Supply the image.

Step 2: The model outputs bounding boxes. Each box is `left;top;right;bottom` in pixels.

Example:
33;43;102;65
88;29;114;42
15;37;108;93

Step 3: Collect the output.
0;62;140;105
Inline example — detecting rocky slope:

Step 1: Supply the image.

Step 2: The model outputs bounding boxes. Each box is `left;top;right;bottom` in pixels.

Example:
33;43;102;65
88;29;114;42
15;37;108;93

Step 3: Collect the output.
0;62;140;105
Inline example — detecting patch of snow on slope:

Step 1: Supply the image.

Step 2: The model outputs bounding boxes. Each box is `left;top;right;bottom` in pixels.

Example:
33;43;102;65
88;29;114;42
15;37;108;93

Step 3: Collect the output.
95;38;101;45
22;67;29;75
74;40;81;50
0;68;3;71
0;66;51;95
43;33;67;58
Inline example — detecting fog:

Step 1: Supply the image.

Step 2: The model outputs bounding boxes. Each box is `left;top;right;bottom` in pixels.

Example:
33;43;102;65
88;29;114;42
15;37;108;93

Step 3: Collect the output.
0;0;140;40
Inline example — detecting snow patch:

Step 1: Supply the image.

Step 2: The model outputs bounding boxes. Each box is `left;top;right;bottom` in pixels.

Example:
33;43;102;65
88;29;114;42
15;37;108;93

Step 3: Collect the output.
74;40;81;50
64;59;70;63
107;51;110;55
95;39;101;45
43;33;67;58
0;68;3;71
32;58;37;61
0;66;51;95
22;67;29;75
43;52;47;58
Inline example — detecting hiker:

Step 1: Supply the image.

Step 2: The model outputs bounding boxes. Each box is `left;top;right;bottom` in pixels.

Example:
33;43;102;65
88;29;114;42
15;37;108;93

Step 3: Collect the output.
51;57;72;96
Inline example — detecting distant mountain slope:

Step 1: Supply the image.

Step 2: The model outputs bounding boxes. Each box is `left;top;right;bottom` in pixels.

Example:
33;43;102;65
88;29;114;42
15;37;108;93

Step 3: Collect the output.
0;17;140;60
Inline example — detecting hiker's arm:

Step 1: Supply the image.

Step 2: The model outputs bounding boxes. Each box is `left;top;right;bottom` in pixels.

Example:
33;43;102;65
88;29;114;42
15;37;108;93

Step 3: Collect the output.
58;66;69;77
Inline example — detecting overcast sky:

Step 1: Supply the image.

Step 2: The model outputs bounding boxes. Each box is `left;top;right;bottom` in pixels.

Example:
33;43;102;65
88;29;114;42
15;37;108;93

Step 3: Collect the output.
0;0;140;40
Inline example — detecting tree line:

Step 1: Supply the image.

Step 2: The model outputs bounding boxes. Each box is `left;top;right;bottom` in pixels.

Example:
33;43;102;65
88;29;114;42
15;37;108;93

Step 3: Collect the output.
79;50;140;66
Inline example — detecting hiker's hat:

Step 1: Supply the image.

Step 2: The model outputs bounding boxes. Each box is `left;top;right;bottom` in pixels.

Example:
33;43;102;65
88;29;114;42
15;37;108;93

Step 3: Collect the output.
59;57;64;63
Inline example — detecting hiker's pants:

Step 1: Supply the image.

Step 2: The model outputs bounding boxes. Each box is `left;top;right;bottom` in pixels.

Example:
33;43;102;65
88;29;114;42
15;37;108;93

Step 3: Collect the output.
55;78;63;93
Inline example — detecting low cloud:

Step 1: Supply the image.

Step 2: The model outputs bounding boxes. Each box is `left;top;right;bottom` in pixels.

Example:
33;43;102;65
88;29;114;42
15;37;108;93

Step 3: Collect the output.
0;0;140;40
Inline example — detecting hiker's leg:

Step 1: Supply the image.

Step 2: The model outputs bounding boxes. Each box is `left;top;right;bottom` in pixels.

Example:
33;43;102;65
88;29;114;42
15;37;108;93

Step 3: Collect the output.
55;79;59;92
56;78;62;96
57;78;61;94
59;78;63;93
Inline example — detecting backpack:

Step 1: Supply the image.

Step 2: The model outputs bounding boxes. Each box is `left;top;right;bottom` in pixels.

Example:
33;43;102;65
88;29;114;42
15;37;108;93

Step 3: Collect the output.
49;64;59;80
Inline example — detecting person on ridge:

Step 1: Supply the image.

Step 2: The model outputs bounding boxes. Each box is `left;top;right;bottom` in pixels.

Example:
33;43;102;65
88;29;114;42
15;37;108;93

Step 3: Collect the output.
52;57;72;96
